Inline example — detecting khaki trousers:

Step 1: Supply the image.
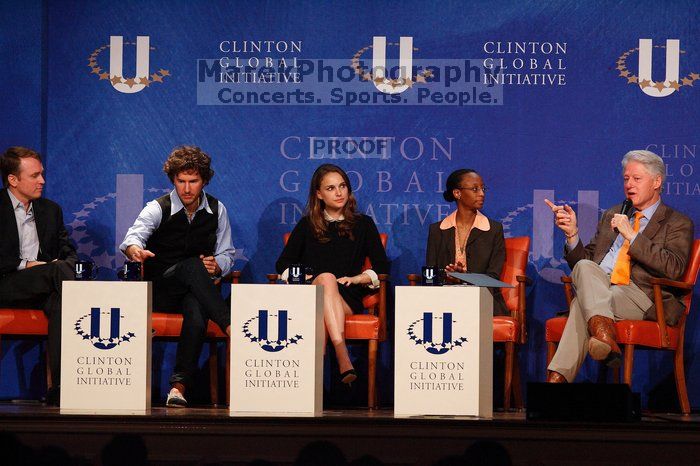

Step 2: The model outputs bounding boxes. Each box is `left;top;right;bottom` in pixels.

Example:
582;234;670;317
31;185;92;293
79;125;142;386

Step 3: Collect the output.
547;259;651;382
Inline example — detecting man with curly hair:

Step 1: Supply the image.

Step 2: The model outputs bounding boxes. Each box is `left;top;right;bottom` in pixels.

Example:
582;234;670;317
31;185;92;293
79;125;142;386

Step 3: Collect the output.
120;146;235;407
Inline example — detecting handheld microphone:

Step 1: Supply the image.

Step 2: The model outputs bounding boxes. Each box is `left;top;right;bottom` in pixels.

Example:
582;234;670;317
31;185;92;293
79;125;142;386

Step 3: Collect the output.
614;198;634;234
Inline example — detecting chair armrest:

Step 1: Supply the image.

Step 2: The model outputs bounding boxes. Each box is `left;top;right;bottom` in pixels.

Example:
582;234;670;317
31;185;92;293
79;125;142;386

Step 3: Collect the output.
377;275;388;340
266;273;279;284
220;270;241;284
516;275;532;286
649;277;694;290
651;280;687;348
560;275;574;307
407;274;421;286
513;275;531;344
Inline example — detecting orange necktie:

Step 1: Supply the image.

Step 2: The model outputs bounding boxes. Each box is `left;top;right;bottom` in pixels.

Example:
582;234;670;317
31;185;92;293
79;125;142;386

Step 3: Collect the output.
610;211;644;285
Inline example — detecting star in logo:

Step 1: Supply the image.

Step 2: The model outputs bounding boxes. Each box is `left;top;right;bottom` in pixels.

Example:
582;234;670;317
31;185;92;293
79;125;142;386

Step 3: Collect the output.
615;43;698;94
87;39;171;91
241;314;301;352
350;41;431;92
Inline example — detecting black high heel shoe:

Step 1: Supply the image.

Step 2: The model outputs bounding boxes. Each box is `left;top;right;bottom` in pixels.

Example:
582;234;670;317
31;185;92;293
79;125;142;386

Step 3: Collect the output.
340;369;357;385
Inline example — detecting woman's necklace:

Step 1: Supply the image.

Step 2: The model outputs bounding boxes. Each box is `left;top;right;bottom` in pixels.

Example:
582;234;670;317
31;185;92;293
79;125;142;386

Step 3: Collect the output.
455;221;473;254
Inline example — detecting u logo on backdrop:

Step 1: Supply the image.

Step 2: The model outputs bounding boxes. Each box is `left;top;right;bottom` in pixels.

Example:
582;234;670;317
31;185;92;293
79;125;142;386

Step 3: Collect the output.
74;307;135;350
87;35;171;94
351;36;433;95
242;310;303;353
615;38;699;97
407;312;468;355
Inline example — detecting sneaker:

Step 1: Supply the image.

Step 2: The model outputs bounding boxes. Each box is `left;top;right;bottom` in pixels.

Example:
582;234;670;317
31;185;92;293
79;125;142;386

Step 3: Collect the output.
166;388;187;408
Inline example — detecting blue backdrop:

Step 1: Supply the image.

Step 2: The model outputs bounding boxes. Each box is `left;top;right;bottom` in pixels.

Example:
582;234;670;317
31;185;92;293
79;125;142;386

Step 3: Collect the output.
1;0;698;409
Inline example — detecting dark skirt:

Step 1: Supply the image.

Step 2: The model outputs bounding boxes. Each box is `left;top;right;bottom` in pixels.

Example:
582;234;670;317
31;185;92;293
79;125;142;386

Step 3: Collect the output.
338;283;371;313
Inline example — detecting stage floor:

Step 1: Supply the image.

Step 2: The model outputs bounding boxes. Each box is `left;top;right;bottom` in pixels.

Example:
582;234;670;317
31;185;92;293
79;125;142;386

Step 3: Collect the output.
2;403;700;465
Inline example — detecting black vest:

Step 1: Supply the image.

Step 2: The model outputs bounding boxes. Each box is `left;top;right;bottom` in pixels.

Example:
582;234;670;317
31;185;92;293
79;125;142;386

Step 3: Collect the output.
144;193;219;281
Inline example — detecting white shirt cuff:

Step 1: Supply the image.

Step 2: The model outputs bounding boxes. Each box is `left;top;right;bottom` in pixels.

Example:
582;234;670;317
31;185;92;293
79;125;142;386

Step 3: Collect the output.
363;269;380;289
280;268;289;283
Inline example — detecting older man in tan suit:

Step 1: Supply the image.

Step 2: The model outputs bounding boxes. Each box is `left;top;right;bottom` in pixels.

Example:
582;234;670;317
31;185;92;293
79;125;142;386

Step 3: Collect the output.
544;150;694;383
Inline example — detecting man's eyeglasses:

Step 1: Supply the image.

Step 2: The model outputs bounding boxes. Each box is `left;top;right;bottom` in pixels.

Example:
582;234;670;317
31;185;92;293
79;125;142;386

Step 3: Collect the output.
456;186;488;193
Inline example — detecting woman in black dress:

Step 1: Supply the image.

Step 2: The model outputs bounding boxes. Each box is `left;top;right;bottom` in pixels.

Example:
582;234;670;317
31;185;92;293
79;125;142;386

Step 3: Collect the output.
425;168;507;315
276;164;389;383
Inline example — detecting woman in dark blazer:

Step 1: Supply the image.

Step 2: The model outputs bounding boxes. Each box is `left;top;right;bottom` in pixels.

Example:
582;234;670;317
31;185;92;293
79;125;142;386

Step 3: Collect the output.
425;169;507;315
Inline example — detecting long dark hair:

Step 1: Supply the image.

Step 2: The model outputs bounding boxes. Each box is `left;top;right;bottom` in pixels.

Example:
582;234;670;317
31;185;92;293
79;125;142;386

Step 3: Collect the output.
306;164;358;242
443;168;477;202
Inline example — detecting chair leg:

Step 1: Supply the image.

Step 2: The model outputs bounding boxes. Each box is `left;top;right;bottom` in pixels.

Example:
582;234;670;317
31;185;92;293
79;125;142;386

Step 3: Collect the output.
209;341;219;406
546;342;557;377
45;341;53;389
611;367;620;383
623;344;634;386
512;350;523;410
226;338;231;406
368;339;378;409
674;343;690;415
503;342;514;411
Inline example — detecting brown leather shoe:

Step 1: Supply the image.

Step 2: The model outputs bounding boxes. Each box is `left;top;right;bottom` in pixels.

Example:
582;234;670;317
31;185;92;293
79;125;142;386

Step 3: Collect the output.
587;315;622;368
547;371;567;383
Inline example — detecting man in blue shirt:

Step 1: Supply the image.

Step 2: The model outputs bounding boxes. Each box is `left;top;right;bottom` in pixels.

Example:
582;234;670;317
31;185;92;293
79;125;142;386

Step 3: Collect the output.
0;146;77;405
120;146;235;407
544;150;693;383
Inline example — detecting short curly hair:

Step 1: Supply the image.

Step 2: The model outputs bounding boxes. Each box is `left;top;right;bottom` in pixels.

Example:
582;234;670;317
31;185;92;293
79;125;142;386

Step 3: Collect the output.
163;146;214;184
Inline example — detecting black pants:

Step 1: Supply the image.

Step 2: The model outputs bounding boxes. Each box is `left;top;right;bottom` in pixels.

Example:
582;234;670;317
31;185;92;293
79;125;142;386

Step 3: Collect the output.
152;257;230;389
0;261;74;389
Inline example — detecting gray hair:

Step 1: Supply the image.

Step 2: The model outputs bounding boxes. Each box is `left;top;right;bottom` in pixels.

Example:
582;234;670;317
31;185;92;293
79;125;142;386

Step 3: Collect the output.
621;150;665;183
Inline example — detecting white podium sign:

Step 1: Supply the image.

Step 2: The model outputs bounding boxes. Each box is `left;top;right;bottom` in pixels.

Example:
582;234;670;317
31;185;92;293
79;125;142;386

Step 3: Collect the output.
395;286;493;417
60;281;152;413
230;284;324;416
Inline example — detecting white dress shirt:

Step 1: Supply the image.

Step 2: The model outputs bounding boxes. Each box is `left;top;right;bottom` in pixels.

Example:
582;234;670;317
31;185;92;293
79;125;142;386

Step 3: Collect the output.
119;190;236;276
8;189;40;270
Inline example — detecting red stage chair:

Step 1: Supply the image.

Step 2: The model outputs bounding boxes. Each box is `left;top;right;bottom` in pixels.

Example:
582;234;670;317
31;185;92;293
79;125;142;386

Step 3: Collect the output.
408;236;531;411
267;233;389;409
545;239;700;415
0;309;52;390
0;269;239;406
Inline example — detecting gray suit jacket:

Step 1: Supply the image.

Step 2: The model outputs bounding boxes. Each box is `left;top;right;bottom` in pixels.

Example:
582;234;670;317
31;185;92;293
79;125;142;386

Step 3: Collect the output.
566;202;694;325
